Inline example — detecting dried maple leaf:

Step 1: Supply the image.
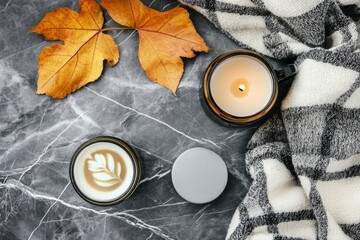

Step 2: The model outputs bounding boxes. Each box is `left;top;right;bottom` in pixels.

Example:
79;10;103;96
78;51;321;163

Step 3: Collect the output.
32;0;119;99
101;0;210;94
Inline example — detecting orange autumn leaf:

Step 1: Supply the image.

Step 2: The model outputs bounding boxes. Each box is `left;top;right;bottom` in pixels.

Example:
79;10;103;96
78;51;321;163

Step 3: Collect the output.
32;0;119;99
101;0;210;94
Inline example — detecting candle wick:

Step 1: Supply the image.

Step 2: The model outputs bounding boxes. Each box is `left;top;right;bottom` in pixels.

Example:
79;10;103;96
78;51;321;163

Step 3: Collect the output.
239;84;246;92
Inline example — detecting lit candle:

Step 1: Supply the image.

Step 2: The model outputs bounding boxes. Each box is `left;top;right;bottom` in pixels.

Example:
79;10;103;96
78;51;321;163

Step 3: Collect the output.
202;50;296;125
210;55;274;117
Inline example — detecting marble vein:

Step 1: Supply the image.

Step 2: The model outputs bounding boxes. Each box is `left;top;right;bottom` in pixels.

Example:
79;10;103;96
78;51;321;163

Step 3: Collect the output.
18;113;85;181
130;143;173;164
117;30;137;46
146;233;154;240
193;204;210;219
162;2;180;11
1;180;174;240
139;169;171;185
27;181;71;240
149;0;157;7
123;201;188;213
85;87;222;149
1;116;80;163
0;0;11;12
0;41;46;61
113;30;124;39
68;97;101;129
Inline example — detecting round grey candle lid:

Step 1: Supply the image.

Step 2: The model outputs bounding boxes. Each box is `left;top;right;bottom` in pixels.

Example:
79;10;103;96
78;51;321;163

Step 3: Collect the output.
171;147;228;204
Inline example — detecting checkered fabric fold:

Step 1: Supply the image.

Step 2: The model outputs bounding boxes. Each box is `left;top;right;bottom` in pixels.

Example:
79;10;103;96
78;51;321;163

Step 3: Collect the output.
180;0;360;239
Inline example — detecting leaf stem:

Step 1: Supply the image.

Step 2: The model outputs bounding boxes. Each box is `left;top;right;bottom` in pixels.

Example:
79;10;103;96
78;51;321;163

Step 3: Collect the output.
102;27;132;32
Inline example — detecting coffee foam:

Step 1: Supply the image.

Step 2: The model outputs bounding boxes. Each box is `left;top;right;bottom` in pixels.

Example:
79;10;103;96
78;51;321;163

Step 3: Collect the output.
73;142;135;202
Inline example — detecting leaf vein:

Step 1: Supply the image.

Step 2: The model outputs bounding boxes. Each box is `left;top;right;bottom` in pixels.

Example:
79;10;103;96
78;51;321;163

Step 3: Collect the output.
38;31;99;90
139;29;206;48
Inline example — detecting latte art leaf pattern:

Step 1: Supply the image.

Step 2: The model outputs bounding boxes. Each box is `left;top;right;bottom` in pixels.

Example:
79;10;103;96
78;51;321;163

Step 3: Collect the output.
87;153;122;187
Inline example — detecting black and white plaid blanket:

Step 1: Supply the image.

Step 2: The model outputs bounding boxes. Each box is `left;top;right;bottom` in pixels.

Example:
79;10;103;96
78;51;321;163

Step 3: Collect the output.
180;0;360;239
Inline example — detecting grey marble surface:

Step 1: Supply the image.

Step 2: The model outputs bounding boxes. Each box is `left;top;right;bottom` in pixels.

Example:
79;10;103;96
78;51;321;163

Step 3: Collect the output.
0;0;289;239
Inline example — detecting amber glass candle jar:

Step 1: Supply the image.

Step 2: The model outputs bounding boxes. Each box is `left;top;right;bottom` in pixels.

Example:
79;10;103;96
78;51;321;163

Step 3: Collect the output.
201;50;296;126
